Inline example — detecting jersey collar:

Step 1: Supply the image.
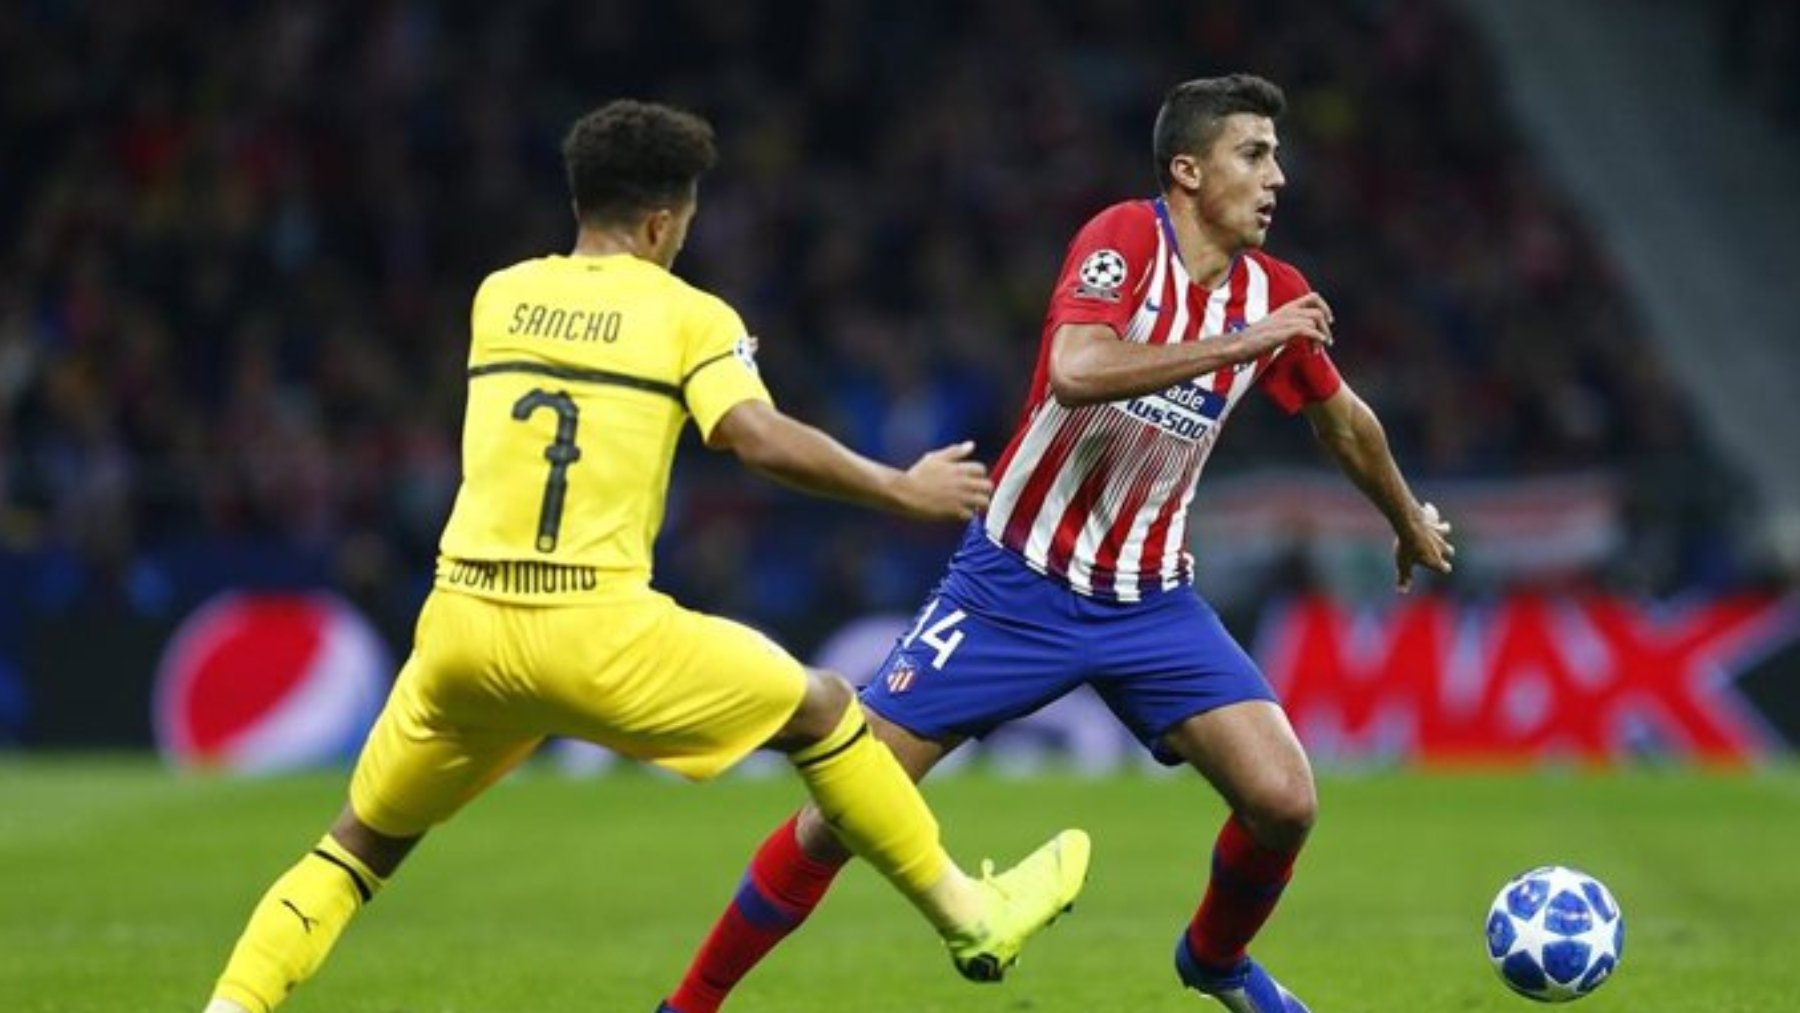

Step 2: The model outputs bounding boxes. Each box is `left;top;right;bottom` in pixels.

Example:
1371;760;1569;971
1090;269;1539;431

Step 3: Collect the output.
1153;196;1239;292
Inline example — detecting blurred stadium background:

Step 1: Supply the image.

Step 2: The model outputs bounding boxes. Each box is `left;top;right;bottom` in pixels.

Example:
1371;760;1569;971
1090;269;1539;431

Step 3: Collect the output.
3;1;1800;1008
3;0;1798;765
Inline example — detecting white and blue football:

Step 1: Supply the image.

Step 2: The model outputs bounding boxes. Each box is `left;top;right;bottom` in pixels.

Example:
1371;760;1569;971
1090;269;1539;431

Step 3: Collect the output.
1484;865;1624;1002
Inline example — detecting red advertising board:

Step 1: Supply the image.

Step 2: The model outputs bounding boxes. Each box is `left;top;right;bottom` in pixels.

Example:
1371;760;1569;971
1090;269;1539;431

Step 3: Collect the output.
152;592;391;772
1261;594;1799;764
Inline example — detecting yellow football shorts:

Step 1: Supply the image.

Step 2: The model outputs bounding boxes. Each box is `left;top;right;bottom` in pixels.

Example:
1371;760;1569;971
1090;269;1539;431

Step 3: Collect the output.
349;586;808;837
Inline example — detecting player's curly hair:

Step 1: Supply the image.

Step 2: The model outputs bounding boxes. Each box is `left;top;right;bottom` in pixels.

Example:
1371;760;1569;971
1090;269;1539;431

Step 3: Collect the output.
562;99;718;226
1152;74;1286;190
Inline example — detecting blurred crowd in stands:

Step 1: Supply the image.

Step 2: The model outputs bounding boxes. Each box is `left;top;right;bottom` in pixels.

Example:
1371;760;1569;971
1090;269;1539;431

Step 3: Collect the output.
0;0;1770;649
1720;0;1800;127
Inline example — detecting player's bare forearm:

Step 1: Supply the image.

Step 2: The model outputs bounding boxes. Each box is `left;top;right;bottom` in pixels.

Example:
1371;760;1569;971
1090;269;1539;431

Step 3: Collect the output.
709;400;990;521
1048;295;1333;407
756;425;910;508
1304;388;1423;532
1049;323;1270;406
712;401;905;507
1305;385;1455;590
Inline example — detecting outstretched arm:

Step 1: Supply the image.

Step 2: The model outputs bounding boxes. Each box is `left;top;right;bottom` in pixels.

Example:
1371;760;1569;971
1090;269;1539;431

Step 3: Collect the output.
707;399;992;522
1048;293;1336;407
1302;385;1455;592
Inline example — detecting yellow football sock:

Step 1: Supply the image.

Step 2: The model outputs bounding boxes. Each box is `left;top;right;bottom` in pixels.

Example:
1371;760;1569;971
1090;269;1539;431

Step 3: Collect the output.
210;834;385;1012
789;702;983;935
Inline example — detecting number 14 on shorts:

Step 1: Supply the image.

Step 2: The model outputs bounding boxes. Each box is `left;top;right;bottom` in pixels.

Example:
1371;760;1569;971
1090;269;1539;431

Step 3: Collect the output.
902;598;968;670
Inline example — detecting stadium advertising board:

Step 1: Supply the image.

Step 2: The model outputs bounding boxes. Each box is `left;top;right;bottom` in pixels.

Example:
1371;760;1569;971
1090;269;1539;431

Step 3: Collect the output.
151;592;390;772
1259;594;1799;765
12;589;1800;769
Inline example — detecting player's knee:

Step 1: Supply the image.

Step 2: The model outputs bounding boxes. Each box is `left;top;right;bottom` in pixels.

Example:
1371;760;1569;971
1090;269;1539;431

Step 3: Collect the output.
329;805;421;879
779;668;856;747
1240;772;1318;850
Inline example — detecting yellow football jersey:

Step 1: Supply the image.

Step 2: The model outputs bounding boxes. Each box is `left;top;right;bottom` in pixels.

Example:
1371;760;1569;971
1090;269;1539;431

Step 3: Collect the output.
435;253;770;602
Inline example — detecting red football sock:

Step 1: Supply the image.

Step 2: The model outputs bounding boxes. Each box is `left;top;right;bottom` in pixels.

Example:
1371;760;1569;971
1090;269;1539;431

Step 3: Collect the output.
666;815;847;1013
1184;814;1300;971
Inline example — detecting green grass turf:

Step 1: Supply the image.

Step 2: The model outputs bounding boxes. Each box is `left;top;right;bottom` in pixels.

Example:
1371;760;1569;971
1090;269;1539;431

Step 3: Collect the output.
2;758;1797;1012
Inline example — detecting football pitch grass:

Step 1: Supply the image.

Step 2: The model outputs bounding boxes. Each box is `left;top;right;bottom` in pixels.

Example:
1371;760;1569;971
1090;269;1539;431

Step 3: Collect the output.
3;759;1797;1012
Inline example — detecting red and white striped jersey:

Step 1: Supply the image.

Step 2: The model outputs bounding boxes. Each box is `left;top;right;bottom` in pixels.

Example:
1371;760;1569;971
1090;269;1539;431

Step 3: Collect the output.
985;198;1343;601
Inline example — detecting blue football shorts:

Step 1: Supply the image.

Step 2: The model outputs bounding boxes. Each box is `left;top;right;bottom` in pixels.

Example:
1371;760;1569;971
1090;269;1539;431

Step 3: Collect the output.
860;522;1276;765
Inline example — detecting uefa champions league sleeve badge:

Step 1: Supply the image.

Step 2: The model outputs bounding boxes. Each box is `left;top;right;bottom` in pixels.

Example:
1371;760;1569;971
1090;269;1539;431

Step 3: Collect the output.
1073;249;1127;302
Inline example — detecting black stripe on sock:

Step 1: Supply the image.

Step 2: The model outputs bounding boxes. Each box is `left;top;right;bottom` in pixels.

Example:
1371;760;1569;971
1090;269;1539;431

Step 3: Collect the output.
792;721;869;769
311;848;375;903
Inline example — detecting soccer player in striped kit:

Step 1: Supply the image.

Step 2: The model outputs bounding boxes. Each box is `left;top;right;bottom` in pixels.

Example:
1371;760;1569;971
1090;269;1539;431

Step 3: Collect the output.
659;74;1454;1013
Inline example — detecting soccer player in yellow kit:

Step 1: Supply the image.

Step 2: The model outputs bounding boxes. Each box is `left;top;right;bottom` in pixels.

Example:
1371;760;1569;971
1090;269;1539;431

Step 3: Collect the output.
201;99;1089;1013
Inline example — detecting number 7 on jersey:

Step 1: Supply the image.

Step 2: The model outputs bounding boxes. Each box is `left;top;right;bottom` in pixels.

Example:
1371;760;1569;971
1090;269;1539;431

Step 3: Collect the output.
512;388;582;553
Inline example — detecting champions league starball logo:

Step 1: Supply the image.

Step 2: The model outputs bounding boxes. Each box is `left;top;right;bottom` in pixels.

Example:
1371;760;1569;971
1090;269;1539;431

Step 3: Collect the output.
153;592;391;773
1074;249;1127;302
734;334;760;374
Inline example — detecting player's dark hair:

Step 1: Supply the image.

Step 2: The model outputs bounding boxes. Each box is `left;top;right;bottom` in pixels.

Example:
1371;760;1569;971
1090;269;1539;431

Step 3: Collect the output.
562;99;718;227
1152;74;1286;190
